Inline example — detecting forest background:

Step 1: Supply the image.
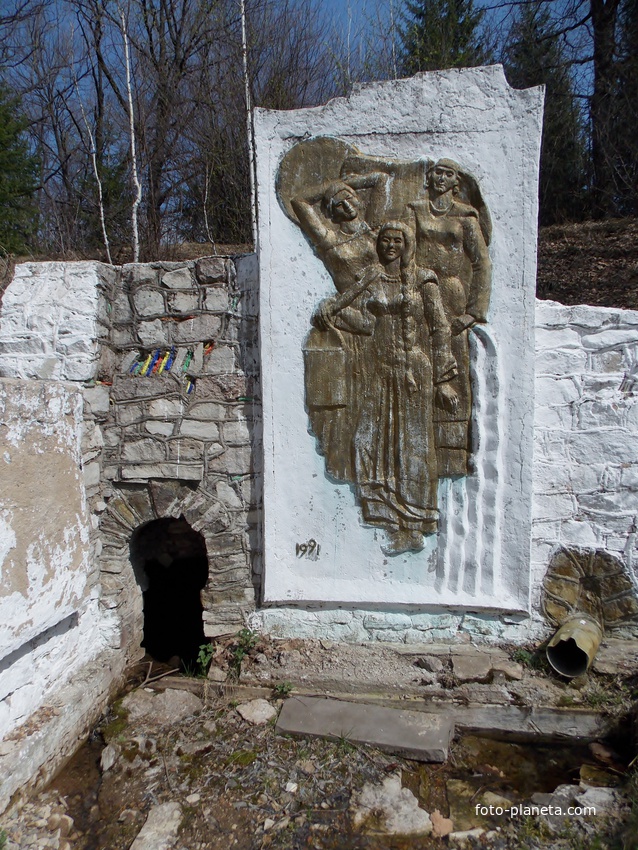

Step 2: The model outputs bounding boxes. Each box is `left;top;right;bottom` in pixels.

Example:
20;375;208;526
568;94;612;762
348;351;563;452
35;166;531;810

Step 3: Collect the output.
0;0;636;268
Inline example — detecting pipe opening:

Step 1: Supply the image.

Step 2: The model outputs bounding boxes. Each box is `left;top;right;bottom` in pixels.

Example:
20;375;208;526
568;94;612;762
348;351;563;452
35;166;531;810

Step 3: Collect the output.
546;615;603;678
546;638;589;678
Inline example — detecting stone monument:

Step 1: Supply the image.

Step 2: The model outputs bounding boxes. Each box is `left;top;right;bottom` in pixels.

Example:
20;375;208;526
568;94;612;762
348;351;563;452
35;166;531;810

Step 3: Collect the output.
255;67;543;611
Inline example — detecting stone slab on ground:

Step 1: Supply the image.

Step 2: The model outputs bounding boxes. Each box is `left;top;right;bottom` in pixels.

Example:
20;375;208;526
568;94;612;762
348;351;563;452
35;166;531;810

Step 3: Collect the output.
276;696;453;762
451;705;608;742
129;802;182;850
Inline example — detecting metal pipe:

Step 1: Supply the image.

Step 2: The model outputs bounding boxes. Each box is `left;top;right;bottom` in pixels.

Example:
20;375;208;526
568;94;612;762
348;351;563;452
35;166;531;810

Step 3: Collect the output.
546;615;603;678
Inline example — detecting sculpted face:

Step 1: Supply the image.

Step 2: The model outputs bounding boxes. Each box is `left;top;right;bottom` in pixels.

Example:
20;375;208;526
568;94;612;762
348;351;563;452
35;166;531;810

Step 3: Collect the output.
430;164;459;195
330;188;360;222
378;229;405;264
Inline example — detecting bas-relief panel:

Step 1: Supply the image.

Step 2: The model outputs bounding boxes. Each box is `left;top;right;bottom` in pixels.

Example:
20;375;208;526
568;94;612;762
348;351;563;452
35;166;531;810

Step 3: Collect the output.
277;138;492;557
257;69;541;612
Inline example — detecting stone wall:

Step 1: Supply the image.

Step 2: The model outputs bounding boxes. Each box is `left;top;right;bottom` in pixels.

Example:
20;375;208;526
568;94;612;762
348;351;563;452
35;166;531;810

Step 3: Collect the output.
97;255;260;658
0;256;260;809
0;378;107;733
531;300;638;619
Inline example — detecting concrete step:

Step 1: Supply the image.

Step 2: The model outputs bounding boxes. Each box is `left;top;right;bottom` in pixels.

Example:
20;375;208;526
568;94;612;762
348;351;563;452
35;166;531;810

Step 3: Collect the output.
276;695;454;762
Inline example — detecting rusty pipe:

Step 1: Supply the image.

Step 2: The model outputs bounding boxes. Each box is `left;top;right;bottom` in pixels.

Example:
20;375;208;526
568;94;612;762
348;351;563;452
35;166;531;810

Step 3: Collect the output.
546;615;603;678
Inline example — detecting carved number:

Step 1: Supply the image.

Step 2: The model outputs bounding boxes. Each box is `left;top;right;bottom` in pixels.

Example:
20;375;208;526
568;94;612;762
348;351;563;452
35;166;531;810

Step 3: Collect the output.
296;539;320;559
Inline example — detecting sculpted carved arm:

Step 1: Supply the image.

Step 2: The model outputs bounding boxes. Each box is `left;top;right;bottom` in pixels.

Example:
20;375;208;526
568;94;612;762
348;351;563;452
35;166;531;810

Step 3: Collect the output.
460;215;492;326
311;267;378;334
290;187;331;250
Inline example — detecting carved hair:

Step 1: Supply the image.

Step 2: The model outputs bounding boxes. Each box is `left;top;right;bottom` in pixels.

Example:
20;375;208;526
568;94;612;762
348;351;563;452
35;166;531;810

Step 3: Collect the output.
322;181;359;220
377;220;415;268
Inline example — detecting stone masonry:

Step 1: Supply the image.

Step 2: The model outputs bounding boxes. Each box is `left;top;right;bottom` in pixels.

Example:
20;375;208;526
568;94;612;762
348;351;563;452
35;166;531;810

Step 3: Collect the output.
96;255;261;658
0;256;261;671
531;299;638;612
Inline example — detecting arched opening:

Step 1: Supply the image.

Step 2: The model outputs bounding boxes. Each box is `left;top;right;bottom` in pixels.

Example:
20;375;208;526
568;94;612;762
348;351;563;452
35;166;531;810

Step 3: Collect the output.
130;516;208;668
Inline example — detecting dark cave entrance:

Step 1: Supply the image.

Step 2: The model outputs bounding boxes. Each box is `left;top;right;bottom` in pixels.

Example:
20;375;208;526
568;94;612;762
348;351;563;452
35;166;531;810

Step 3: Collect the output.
130;516;208;668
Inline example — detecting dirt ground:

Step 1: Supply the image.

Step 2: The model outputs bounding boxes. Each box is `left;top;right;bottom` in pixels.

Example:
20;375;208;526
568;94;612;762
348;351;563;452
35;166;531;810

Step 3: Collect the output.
3;635;638;850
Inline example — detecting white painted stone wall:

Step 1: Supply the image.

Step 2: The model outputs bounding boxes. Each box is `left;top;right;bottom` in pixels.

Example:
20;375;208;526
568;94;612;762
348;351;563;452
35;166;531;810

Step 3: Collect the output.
531;300;638;617
0;261;114;381
0;262;122;812
0;380;116;745
255;66;543;613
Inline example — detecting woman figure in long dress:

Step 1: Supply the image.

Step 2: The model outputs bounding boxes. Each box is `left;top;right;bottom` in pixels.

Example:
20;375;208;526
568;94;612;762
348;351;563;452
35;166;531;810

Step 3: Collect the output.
315;221;458;554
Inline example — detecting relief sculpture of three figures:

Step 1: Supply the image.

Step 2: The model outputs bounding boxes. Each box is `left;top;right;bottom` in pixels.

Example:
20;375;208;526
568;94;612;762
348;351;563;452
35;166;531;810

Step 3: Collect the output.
276;137;493;556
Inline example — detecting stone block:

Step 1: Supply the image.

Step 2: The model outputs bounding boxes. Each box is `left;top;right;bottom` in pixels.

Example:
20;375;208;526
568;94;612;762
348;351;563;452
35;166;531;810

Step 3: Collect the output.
122;439;165;462
621;465;638;490
187;402;225;420
451;653;492;683
171;315;221;344
534;403;572;430
196;257;226;283
83;461;101;489
535;348;588;376
532;461;572;494
204;287;228;312
148;397;184;418
534;431;571;464
223;420;251;445
363;612;412;631
112;293;133;323
532;492;577;521
216;480;243;509
121;462;203;481
167;438;204;460
179;419;219;440
578;490;638;516
535;375;581;406
161;268;193;289
123;264;157;286
535;326;582;350
117;403;143;425
133;288;165;317
203;346;235;374
590;349;625;373
145;420;174;437
582;329;638;350
167;291;198;314
581;374;623;395
577;398;629;430
276;697;453;762
197;374;249;401
569;463;605;493
559;520;598;548
83;384;110;416
207;446;253;474
137;319;169;347
568;429;638;465
208;533;244;556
